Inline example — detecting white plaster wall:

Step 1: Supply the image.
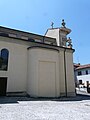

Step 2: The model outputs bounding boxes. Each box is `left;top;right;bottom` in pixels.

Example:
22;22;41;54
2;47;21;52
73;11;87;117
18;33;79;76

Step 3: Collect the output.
77;75;90;86
27;48;60;97
65;50;75;96
45;29;60;46
59;50;66;96
38;61;56;97
0;39;28;92
27;49;38;96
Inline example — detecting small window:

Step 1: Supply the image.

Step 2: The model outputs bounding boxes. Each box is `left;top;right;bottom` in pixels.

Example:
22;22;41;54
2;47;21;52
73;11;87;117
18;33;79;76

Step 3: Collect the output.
34;39;41;42
79;80;82;84
86;70;88;75
78;71;82;76
21;36;28;40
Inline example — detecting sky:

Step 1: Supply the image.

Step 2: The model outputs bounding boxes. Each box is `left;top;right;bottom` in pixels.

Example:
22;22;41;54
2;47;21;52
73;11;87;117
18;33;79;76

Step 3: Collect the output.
0;0;90;65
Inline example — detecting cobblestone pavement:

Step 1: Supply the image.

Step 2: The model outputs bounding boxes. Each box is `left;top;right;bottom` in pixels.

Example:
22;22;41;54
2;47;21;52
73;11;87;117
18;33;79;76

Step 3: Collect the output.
0;95;90;120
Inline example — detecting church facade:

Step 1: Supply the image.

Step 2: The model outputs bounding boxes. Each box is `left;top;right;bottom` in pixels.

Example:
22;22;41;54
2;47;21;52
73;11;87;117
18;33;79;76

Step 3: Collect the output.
0;20;75;97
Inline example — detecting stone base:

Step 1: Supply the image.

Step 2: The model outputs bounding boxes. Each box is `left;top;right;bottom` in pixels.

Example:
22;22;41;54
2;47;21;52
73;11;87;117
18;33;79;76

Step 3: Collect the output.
6;92;28;97
60;92;76;97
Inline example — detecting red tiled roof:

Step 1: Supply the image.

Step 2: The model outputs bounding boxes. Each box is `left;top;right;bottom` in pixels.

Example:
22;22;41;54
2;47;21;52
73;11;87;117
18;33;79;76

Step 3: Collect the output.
74;63;80;68
75;64;90;70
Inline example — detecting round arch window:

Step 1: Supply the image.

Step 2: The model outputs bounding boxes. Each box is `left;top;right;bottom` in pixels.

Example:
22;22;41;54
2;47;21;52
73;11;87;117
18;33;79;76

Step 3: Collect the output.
0;48;9;71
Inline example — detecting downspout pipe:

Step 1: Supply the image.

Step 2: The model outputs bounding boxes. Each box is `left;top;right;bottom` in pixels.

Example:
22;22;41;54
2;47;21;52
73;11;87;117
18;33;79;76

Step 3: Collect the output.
64;49;67;97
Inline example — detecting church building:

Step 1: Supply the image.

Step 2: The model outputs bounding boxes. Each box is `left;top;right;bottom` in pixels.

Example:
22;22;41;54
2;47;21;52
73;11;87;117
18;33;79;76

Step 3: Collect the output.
0;20;75;97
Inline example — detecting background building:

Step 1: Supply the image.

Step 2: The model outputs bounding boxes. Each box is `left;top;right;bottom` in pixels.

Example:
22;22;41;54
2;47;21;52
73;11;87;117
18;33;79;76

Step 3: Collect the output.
74;63;90;88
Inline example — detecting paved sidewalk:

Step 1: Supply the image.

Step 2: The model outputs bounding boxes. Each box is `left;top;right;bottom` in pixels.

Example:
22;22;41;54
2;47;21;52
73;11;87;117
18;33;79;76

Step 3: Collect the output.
0;95;90;120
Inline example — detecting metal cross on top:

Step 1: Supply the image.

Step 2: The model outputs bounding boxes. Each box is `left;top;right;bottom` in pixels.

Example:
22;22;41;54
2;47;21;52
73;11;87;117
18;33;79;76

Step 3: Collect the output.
51;22;54;28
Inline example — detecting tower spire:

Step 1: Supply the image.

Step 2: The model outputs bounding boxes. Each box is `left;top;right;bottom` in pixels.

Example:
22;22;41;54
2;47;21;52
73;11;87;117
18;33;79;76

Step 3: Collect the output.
61;19;66;28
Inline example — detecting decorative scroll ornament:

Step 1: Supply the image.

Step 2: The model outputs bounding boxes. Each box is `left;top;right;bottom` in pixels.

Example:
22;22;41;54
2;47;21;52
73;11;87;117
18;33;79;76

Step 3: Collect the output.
67;37;72;48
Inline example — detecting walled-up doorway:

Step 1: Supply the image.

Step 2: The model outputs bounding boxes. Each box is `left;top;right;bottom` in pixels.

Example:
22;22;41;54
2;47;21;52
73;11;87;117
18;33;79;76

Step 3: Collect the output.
38;61;56;97
0;77;7;96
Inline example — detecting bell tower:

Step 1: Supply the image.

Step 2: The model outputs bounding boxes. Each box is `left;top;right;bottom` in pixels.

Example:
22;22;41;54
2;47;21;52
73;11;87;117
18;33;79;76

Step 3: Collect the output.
45;19;72;48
